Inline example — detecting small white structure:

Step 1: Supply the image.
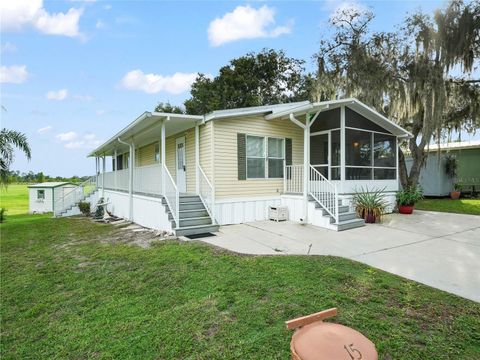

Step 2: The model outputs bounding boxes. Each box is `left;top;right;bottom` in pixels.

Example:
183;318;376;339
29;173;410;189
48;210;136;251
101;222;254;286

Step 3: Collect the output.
28;182;76;214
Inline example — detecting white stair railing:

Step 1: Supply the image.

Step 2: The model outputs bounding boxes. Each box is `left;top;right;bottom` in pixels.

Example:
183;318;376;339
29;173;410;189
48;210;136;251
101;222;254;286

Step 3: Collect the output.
163;164;179;227
308;165;339;223
198;165;215;224
284;165;304;193
134;164;162;195
53;176;97;216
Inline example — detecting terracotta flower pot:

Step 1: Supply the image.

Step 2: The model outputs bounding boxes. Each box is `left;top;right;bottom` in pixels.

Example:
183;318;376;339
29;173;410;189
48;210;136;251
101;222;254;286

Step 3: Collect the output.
450;191;461;200
399;205;414;214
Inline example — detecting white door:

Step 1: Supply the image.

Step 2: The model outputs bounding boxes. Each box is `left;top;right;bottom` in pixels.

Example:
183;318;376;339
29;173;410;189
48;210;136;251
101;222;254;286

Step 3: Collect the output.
176;136;186;193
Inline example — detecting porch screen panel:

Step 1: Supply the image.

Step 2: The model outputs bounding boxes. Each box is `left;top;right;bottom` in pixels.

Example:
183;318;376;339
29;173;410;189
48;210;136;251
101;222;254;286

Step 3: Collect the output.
374;133;396;167
331;130;341;180
310;108;340;132
246;135;265;178
268;138;284;178
310;134;328;178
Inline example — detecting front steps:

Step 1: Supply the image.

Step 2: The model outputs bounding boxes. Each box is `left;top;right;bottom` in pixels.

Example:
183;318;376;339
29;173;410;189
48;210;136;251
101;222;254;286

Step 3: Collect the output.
58;189;99;217
309;196;365;231
163;194;219;236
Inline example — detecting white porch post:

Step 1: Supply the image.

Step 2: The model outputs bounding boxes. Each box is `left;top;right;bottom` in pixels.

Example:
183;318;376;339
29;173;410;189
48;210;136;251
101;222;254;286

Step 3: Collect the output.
114;148;117;190
161;120;166;196
195;122;200;194
101;155;105;197
128;141;134;220
95;157;98;187
303;115;310;223
340;106;346;182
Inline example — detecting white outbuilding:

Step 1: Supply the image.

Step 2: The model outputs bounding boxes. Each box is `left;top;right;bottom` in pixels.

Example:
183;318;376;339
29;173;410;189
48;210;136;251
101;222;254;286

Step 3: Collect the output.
28;182;76;214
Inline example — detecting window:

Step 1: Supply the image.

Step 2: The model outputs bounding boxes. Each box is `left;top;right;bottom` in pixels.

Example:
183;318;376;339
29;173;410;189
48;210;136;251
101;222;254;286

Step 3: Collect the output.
37;190;45;200
246;136;265;178
345;129;397;180
268;137;284;178
124;153;129;169
246;136;285;179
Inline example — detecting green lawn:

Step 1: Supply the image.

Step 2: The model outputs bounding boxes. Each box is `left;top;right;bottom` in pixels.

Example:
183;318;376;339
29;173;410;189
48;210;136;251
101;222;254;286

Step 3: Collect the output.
416;198;480;215
1;214;479;359
0;184;29;215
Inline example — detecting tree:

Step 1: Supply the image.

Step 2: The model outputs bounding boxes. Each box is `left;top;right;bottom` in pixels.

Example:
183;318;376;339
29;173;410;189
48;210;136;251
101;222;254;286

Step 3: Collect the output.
154;102;185;114
0;128;31;185
184;49;311;114
313;0;480;188
36;172;45;183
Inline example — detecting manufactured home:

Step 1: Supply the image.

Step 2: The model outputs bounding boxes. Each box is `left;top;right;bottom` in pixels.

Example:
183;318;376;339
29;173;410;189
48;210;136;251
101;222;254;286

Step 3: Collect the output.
56;98;412;236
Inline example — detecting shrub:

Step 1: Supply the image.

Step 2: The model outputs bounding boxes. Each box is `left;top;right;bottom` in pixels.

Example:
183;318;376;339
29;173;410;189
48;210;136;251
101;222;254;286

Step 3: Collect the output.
396;186;423;206
353;187;388;223
78;201;91;216
0;208;6;223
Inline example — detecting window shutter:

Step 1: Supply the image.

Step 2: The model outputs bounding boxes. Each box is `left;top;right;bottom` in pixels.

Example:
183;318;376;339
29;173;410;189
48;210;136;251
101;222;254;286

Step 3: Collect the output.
285;138;293;166
237;133;246;180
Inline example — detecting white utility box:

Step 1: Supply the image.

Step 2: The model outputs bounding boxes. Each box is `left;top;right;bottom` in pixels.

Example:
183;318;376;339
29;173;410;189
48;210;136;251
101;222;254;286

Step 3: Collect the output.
269;205;288;222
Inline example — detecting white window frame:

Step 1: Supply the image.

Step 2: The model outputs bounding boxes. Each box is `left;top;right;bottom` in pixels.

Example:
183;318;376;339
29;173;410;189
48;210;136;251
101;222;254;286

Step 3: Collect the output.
245;135;285;180
37;189;45;200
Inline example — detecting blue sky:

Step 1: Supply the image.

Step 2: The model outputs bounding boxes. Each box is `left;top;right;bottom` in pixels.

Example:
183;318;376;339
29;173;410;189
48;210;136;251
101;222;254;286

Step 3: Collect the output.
1;0;477;177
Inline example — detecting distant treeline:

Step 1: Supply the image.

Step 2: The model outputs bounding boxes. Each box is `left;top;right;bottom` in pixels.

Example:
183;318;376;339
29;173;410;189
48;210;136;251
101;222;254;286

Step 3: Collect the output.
6;170;90;184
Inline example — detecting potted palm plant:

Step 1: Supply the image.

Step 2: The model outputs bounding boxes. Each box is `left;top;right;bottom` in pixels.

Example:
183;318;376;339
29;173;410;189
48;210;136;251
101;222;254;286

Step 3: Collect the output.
396;186;423;214
445;154;461;199
353;187;388;223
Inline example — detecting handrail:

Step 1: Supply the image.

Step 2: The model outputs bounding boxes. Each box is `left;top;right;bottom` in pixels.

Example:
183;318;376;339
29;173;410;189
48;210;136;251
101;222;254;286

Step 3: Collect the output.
162;164;179;227
284;164;304;193
308;165;338;223
198;164;215;224
53;176;97;216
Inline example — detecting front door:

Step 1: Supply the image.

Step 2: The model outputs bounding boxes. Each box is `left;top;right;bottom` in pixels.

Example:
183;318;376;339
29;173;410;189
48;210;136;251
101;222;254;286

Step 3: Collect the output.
176;136;186;193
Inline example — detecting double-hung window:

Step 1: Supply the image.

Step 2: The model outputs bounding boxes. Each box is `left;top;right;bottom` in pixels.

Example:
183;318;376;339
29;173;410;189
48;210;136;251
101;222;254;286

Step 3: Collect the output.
246;135;284;179
37;190;45;200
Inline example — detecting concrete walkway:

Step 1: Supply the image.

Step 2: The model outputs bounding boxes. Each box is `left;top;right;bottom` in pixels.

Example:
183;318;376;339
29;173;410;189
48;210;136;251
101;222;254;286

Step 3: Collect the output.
200;210;480;302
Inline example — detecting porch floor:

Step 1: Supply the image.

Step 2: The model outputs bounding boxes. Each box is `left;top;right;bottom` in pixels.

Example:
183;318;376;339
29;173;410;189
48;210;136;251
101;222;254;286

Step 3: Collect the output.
199;210;480;302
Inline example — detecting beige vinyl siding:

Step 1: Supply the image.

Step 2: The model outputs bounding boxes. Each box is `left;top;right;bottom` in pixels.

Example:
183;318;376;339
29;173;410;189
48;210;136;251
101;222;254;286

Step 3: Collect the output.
213;115;304;199
199;122;212;180
135;142;158;167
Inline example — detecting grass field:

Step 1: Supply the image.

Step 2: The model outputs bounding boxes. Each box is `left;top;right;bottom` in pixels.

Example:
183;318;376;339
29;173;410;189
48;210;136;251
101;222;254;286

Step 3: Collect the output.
416;198;480;215
0;184;29;215
2;213;480;358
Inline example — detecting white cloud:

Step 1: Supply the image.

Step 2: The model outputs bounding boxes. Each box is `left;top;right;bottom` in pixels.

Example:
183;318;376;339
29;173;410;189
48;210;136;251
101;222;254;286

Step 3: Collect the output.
95;20;105;29
96;109;106;116
103;4;112;10
327;0;368;21
56;131;77;142
37;125;52;134
1;42;17;53
0;0;84;38
60;132;102;149
120;70;198;95
46;89;68;100
208;5;292;47
0;65;29;84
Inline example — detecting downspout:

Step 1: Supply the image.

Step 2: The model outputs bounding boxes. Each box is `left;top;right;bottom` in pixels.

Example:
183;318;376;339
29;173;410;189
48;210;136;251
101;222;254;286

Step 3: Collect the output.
118;137;133;221
290;113;309;224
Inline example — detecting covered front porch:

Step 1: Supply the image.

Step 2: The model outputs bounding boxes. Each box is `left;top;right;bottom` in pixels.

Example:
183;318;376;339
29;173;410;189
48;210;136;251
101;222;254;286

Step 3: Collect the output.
90;112;215;230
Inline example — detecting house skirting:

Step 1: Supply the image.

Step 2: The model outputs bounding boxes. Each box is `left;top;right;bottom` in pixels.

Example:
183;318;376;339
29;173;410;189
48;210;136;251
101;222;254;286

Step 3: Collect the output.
214;196;282;225
103;189;172;231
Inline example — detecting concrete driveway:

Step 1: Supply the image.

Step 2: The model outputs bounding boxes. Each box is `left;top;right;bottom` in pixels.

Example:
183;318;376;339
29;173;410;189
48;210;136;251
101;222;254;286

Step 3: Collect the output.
199;210;480;302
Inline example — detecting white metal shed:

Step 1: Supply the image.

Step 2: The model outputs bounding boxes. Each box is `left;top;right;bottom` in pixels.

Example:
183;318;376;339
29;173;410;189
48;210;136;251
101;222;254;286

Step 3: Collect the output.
28;182;76;214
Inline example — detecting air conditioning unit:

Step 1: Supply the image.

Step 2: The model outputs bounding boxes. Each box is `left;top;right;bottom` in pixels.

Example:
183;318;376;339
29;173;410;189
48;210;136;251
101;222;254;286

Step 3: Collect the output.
269;205;288;222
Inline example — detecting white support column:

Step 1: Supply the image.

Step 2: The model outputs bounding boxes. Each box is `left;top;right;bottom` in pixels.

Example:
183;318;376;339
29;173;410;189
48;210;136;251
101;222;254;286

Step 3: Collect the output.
128;141;134;220
303;115;310;223
95;157;98;187
101;155;105;197
340;106;346;183
114;148;117;190
161;120;166;196
195;122;200;194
